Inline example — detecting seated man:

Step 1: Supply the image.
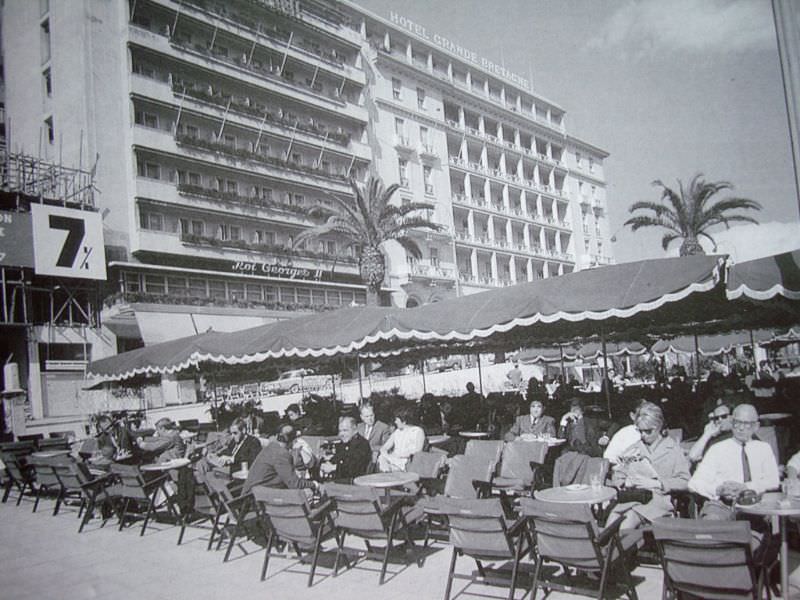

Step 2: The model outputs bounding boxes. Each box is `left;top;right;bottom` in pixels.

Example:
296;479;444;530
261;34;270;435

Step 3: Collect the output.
319;416;371;482
282;424;316;478
94;414;136;464
378;406;425;473
284;403;311;433
689;403;780;520
137;418;186;463
242;425;319;495
687;403;733;464
204;418;262;473
558;398;603;457
604;400;659;465
505;399;556;441
357;402;392;460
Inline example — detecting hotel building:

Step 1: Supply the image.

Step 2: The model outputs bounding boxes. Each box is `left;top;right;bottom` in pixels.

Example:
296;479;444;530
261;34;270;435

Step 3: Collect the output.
2;0;613;420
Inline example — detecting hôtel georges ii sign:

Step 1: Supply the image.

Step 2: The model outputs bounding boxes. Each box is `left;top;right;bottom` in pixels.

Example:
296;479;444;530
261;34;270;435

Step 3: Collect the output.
388;11;531;91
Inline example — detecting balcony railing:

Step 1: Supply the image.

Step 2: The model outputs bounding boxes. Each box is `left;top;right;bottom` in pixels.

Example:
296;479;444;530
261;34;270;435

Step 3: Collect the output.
104;290;325;313
419;143;437;158
171;77;352;147
409;264;455;279
176;183;312;218
180;232;358;264
174;133;351;184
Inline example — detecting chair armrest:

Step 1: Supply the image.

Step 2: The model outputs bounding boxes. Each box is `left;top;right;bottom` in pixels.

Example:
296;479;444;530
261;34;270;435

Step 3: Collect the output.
596;513;625;547
424;478;446;496
142;473;171;492
80;474;112;490
307;499;333;521
507;516;528;538
472;479;493;498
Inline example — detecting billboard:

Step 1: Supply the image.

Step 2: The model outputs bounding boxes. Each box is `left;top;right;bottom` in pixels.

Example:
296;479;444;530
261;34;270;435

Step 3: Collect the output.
31;204;107;280
0;211;35;268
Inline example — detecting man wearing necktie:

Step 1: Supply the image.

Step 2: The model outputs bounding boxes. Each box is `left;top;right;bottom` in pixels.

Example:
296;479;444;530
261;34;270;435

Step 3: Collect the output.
689;404;780;520
505;400;556;441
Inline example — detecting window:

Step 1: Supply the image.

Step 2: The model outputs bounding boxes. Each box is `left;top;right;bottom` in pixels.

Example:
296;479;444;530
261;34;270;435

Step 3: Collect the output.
578;181;584;196
419;126;428;145
229;225;241;241
124;272;141;293
185;124;199;139
44;116;54;144
430;247;439;267
245;284;263;301
40;20;50;63
144;275;166;295
137;160;160;179
294;194;305;205
223;133;236;149
134;110;158;128
589;157;594;173
326;240;336;255
188;172;201;185
291;152;302;165
139;211;163;231
394;117;405;136
262;188;273;201
254;230;275;245
188;278;207;297
180;219;204;236
591;185;596;198
208;280;226;300
423;165;433;194
416;87;426;110
398;158;409;187
225;180;238;195
42;68;52;97
392;77;401;100
575;152;582;168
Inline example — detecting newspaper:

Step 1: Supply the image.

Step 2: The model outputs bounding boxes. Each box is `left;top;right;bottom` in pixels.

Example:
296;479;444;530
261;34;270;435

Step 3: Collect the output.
616;455;660;481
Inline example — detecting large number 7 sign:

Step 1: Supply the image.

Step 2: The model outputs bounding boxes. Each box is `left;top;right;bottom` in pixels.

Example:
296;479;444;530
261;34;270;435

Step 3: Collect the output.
31;204;107;280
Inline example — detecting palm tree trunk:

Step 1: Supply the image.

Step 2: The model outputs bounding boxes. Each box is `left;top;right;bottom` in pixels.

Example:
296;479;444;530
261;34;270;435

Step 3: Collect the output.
679;235;705;256
365;288;381;307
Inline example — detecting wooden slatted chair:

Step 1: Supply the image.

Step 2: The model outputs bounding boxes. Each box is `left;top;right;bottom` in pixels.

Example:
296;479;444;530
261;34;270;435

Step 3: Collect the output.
107;463;171;536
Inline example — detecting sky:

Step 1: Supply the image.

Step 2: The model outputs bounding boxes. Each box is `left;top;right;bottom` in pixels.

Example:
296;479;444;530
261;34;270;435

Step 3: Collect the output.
351;0;799;264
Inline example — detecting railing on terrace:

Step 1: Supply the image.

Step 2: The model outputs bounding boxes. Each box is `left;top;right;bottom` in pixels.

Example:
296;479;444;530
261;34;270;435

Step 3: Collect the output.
179;232;358;264
409;264;455;279
166;35;352;106
103;290;326;313
170;77;352;146
174;133;352;183
176;183;312;218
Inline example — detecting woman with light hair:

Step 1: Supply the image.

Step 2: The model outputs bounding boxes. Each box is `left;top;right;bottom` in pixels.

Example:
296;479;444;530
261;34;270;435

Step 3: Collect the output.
611;405;690;530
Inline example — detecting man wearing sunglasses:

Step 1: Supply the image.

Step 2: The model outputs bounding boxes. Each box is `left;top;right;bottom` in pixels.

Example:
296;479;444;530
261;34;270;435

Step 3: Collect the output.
687;403;733;464
689;404;780;519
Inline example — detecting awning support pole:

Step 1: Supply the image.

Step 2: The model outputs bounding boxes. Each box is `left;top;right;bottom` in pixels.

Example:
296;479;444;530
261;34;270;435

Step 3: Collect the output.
694;333;701;382
749;329;757;374
356;354;364;402
601;329;611;418
476;353;484;397
420;360;427;395
559;345;565;380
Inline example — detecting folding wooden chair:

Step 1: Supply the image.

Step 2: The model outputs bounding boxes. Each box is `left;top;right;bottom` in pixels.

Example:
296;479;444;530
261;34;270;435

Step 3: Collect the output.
204;477;259;562
652;517;765;599
464;440;504;467
493;440;547;494
176;479;222;548
520;497;640;600
28;456;63;513
438;497;531;600
252;486;339;586
326;482;423;585
1;450;36;505
53;461;114;533
407;451;447;495
107;463;171;536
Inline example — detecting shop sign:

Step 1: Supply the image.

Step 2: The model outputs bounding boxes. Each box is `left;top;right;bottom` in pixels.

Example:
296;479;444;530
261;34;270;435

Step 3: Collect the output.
0;211;35;268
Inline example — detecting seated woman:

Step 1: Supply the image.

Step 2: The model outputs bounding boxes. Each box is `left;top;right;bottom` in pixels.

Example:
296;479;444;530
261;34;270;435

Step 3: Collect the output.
611;405;690;529
377;405;425;473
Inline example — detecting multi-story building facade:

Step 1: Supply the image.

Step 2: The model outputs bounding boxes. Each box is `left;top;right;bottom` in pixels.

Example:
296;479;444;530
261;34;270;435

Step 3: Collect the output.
2;0;613;419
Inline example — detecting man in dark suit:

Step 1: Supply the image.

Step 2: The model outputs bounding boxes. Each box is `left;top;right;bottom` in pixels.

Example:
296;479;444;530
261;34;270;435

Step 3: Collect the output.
505;400;556;441
558;398;603;457
357;403;391;460
320;416;371;482
242;426;319;494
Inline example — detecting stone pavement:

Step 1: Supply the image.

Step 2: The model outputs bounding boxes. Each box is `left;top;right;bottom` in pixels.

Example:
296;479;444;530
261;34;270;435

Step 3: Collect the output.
1;489;791;600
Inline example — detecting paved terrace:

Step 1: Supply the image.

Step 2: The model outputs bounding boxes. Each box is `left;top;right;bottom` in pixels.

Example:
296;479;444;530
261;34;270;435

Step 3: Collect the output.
2;493;800;599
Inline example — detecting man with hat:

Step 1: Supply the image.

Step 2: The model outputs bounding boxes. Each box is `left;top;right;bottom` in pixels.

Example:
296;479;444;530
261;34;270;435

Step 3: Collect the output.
558;398;603;457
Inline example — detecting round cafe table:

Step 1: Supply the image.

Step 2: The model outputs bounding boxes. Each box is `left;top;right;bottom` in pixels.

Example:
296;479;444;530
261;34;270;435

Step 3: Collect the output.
427;434;450;446
140;458;191;472
354;471;420;500
31;450;72;459
534;485;617;505
459;431;488;439
736;492;800;600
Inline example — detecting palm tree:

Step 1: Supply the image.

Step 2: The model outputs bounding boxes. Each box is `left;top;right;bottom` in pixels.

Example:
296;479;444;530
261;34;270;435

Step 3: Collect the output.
294;175;443;306
624;174;762;256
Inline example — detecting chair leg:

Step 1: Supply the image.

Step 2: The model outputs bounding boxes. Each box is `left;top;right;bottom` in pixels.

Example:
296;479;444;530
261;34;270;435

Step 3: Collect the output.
261;530;274;581
598;555;612;600
77;497;86;519
53;488;64;516
16;482;27;506
32;485;42;513
531;555;543;600
380;517;397;585
118;498;130;531
475;559;487;578
2;479;12;503
444;547;458;600
207;509;222;551
216;516;229;551
509;552;521;600
223;524;239;562
333;531;347;577
308;526;324;587
141;500;157;536
78;496;94;533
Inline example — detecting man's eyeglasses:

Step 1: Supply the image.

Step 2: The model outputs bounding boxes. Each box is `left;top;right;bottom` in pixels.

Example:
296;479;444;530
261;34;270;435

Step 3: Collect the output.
711;414;730;423
637;427;656;435
732;419;758;429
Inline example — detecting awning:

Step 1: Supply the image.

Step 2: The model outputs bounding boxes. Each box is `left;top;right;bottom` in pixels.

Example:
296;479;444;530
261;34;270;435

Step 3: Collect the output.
518;341;647;364
727;249;800;301
651;329;778;356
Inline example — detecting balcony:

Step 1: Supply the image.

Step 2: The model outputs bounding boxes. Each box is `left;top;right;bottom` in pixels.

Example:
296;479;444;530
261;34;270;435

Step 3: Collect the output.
418;143;438;160
593;198;606;211
128;25;367;122
409;263;456;281
394;135;415;153
104;289;324;314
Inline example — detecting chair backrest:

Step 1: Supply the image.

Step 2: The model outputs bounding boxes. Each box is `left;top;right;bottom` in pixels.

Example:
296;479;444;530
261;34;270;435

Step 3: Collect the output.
667;428;683;443
252;486;317;544
0;440;36;458
407;451;447;479
756;425;779;463
553;454;610;487
498;441;547;484
29;456;61;488
51;459;85;492
464;440;504;466
109;464;150;500
301;436;329;457
652;517;757;599
49;430;75;439
444;455;495;499
36;438;70;451
178;419;199;428
2;451;35;483
438;497;514;557
518;498;602;570
18;433;44;443
325;483;386;536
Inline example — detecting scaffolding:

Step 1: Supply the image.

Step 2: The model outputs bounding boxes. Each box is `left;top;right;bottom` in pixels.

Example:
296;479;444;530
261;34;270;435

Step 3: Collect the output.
1;152;96;209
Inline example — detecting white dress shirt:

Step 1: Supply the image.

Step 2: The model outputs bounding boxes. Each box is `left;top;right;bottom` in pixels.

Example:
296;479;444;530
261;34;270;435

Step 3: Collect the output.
603;424;641;464
688;437;780;500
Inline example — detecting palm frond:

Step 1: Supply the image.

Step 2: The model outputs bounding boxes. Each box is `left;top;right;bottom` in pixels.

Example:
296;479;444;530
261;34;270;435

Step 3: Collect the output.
661;232;680;251
624;215;680;234
392;236;423;259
